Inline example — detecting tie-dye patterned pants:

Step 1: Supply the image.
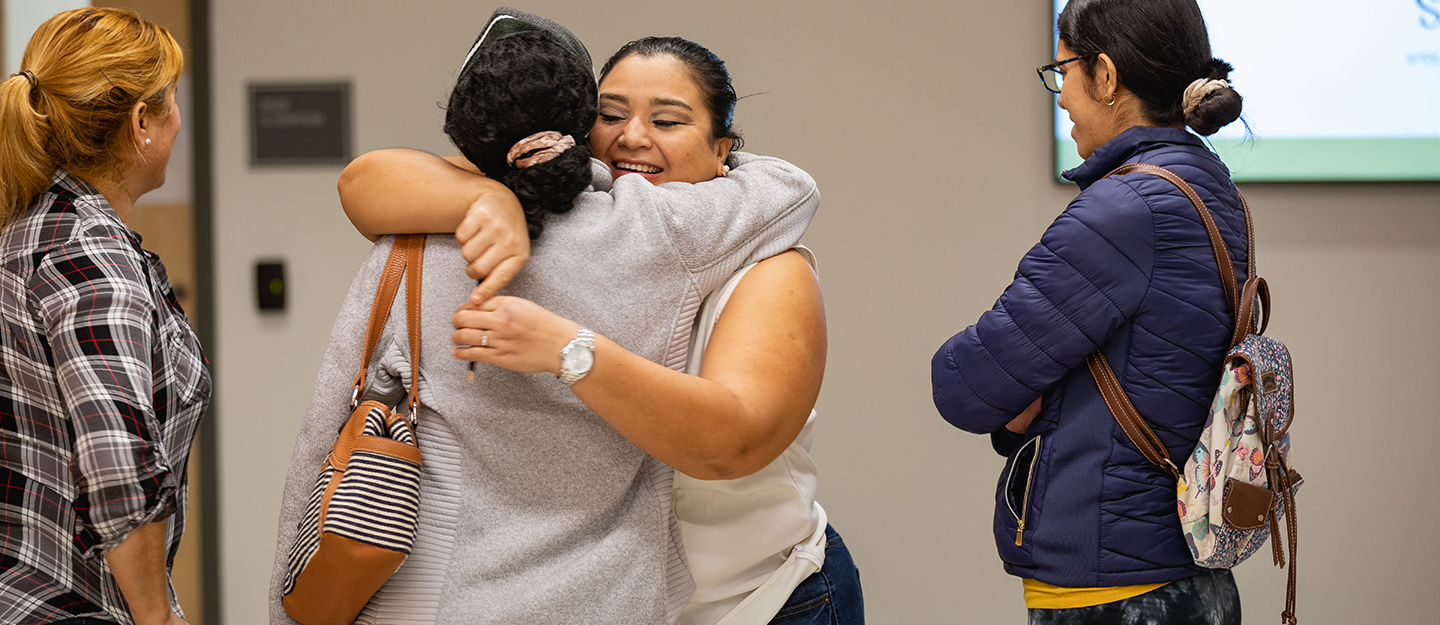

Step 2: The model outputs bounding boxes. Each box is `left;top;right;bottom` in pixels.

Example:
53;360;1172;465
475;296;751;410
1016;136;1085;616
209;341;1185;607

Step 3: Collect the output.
1028;569;1240;625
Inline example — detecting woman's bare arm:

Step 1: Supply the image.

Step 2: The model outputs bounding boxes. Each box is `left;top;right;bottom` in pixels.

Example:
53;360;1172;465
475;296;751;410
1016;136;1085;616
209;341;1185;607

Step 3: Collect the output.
338;149;506;238
104;520;189;625
338;148;529;301
452;250;825;480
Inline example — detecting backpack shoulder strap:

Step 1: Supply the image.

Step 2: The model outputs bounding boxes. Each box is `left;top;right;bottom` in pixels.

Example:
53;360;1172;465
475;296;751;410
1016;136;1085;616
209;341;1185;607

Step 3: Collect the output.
1086;163;1246;476
1086;351;1179;478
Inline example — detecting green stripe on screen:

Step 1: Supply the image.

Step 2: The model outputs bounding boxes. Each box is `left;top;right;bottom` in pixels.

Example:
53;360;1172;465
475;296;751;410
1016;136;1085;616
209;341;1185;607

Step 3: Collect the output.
1055;138;1440;182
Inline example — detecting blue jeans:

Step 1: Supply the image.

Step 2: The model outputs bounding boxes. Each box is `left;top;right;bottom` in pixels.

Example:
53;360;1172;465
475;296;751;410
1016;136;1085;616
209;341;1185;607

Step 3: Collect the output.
768;524;864;625
1027;569;1240;625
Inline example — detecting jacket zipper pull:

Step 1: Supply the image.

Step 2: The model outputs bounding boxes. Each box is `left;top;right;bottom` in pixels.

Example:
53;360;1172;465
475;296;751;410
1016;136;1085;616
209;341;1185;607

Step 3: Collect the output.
1015;520;1025;547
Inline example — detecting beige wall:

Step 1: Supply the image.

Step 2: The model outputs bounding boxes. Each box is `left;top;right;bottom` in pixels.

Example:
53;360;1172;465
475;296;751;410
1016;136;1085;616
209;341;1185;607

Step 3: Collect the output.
211;1;1440;623
3;0;90;76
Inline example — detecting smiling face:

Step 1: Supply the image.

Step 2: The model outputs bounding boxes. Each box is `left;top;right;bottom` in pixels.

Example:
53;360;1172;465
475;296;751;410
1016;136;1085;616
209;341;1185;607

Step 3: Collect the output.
590;54;730;185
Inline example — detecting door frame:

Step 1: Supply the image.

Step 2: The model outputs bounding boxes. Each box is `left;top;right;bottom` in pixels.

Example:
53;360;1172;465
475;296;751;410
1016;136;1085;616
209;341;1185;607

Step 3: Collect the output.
188;0;220;621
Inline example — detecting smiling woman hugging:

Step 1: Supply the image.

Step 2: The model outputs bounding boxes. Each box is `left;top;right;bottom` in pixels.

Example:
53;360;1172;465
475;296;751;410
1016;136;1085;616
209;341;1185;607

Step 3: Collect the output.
590;37;745;184
270;9;856;625
326;28;863;625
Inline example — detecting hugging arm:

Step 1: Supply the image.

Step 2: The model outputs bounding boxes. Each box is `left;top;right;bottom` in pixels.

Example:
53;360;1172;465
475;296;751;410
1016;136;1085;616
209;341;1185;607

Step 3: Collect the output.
453;250;825;480
348;148;823;477
338;149;819;303
339;149;529;301
339;149;519;239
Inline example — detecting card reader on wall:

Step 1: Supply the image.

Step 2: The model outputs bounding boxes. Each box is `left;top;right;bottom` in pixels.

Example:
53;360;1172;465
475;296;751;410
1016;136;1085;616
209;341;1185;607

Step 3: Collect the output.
256;261;286;312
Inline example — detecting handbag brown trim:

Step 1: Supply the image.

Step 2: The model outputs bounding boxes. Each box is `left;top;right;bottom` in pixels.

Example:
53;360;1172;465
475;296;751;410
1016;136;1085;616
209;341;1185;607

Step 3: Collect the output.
284;234;427;625
349;234;425;411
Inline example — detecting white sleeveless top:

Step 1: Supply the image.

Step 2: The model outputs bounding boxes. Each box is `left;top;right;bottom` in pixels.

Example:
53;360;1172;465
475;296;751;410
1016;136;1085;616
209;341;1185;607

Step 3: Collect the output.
676;247;823;625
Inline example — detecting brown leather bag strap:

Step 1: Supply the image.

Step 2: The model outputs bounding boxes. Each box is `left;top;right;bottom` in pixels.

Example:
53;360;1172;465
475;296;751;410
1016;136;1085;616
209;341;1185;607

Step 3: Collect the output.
1239;190;1256;280
1086;352;1179;478
1107;162;1240;316
1236;190;1262;339
401;234;425;414
1087;163;1253;476
1267;458;1300;625
1232;276;1271;347
350;238;411;407
1281;472;1299;625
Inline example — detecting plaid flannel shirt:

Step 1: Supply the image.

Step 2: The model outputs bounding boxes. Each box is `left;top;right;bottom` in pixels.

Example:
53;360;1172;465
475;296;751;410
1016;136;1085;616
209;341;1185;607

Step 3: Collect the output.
0;171;210;625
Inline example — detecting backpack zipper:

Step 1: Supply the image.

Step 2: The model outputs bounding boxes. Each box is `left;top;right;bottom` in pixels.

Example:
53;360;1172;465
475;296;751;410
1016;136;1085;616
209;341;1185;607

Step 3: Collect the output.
1006;435;1042;547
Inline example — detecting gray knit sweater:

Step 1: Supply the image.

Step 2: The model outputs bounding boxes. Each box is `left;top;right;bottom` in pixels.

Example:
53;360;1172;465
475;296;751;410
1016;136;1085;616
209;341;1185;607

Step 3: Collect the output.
269;153;819;625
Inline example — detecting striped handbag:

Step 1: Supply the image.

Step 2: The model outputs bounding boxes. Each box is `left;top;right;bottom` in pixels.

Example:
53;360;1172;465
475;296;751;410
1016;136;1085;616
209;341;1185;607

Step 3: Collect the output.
283;235;426;625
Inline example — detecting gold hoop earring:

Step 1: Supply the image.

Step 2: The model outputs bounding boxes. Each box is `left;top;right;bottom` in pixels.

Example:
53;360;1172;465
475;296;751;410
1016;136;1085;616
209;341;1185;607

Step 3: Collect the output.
1104;93;1117;106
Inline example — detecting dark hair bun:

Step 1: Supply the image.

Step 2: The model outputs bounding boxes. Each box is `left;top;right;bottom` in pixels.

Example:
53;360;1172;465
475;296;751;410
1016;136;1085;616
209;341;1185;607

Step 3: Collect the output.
1185;58;1243;136
501;143;593;239
443;30;597;239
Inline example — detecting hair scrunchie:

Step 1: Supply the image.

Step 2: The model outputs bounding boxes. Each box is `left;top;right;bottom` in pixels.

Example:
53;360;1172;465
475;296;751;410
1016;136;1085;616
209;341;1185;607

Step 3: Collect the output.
1182;78;1229;117
506;131;576;168
10;70;39;94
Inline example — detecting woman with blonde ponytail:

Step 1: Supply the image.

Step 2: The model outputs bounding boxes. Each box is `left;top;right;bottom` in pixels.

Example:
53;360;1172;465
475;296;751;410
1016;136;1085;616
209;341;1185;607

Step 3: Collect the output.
0;8;207;625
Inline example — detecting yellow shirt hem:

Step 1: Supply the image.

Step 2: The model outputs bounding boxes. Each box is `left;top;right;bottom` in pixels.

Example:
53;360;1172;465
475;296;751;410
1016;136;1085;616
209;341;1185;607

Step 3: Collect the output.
1023;578;1170;610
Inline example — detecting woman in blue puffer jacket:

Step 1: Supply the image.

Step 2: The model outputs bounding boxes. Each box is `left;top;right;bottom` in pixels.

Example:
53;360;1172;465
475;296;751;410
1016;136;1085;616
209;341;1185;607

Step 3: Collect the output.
932;1;1249;623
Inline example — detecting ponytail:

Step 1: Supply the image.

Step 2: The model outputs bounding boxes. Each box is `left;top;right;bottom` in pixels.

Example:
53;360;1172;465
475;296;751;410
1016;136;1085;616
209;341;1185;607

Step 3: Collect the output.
0;74;56;224
0;8;182;228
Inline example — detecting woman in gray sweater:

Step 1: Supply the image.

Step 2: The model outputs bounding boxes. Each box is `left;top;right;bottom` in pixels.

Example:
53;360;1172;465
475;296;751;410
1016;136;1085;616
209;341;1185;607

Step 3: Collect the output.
271;10;849;625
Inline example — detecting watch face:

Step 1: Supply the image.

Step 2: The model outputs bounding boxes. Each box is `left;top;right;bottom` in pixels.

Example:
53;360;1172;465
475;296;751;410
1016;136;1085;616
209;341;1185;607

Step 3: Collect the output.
563;345;595;373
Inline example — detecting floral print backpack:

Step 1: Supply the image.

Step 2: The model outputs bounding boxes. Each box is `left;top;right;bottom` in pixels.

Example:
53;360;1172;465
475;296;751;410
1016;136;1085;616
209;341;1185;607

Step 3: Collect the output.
1087;163;1302;625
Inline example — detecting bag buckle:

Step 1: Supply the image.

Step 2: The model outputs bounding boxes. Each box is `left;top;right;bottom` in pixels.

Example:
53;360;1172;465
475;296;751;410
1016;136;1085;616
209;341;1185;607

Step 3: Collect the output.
1162;458;1180;479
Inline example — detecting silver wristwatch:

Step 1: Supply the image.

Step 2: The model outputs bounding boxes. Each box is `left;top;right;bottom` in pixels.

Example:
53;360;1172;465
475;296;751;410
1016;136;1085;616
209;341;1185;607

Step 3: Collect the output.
557;327;595;386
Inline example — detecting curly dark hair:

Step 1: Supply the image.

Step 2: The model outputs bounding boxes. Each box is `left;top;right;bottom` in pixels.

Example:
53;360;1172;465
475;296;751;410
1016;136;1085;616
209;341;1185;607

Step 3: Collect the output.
444;30;597;239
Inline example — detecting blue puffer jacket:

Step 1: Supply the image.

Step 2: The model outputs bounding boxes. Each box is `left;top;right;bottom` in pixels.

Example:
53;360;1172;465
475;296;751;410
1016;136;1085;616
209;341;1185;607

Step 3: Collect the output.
932;126;1249;588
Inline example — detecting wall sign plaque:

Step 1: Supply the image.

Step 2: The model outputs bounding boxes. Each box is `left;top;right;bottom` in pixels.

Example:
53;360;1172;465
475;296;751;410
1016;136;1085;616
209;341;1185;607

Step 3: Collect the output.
249;82;350;166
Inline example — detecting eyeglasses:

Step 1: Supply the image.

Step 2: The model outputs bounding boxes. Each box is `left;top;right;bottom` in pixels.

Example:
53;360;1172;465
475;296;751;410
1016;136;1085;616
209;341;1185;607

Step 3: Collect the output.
1037;55;1084;94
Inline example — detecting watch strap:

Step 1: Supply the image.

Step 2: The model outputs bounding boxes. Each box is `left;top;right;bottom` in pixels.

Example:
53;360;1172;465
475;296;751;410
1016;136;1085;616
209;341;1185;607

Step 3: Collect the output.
558;327;595;386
